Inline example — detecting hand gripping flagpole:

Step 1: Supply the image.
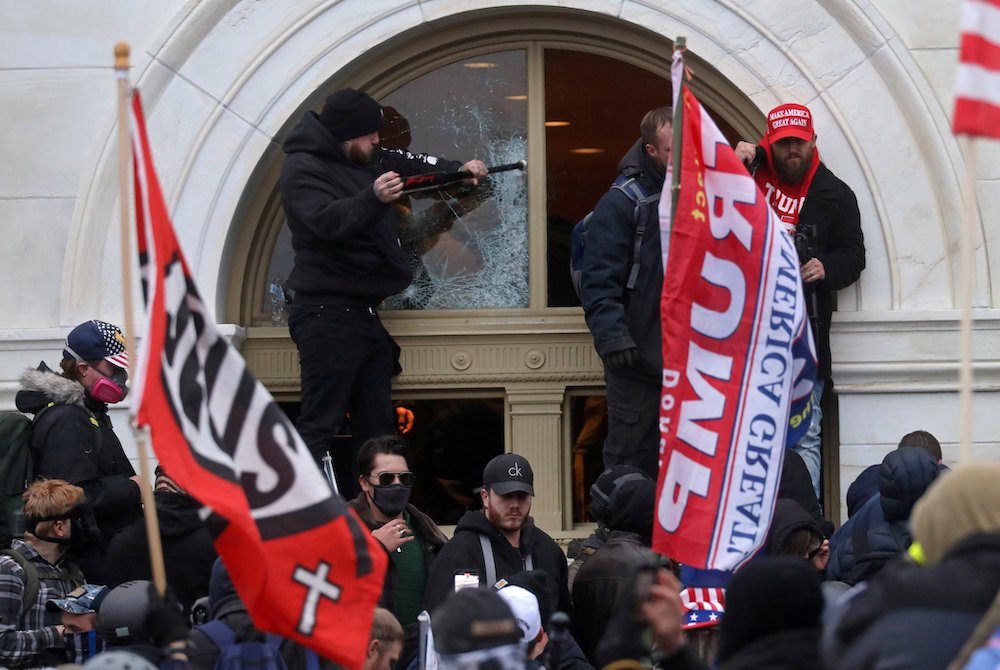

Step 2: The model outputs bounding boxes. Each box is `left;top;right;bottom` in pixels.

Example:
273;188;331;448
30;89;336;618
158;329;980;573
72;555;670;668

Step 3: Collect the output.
115;42;168;596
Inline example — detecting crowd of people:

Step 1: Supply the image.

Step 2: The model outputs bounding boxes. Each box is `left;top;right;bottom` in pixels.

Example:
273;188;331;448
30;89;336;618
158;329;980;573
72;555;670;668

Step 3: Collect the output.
2;88;996;670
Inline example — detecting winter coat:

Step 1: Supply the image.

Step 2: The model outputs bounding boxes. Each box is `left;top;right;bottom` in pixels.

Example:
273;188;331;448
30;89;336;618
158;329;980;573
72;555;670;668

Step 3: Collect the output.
766;498;823;557
348;494;448;616
779;449;834;537
827;448;939;584
15;367;141;576
579;140;665;382
824;533;1000;670
280;111;462;304
718;628;822;670
422;510;570;616
571;530;655;662
102;491;217;613
792;161;866;378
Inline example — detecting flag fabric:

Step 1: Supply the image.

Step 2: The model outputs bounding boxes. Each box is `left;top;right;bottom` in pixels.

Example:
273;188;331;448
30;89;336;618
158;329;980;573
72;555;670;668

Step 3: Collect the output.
954;0;1000;138
128;91;386;669
653;49;817;572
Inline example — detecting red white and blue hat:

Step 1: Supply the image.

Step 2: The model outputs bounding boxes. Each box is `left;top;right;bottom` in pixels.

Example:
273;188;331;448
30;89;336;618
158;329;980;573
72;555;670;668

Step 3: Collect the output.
63;320;129;370
680;586;726;630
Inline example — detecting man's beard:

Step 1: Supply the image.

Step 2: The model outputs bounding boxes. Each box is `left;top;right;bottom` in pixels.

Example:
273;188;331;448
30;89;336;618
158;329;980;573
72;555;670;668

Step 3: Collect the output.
485;504;525;533
775;145;813;184
347;143;374;166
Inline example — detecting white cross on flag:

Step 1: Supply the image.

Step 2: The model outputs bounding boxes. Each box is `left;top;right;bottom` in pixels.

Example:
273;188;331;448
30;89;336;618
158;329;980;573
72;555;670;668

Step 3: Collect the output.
954;0;1000;138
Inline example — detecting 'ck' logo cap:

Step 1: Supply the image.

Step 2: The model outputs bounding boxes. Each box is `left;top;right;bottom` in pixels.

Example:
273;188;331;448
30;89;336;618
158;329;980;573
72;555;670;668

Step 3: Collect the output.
482;453;534;496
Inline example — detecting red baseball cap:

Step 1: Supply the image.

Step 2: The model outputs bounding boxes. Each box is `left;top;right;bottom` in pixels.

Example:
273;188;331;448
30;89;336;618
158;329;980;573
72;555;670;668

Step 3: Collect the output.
766;103;815;142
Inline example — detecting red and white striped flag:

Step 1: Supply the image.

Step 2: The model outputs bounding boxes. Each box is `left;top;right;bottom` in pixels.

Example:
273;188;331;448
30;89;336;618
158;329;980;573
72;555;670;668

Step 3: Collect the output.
954;0;1000;138
129;91;386;669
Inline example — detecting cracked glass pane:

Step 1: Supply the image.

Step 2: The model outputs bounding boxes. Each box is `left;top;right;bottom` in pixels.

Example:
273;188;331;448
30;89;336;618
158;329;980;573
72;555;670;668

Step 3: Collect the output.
381;50;529;310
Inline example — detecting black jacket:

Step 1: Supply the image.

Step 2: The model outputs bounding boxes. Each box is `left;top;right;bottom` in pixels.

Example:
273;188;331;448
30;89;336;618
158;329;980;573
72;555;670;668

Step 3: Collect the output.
422;510;570;616
825;533;1000;670
790;162;865;378
827;448;939;584
102;491;217;612
15;367;140;575
580;140;665;382
280;111;461;304
347;494;448;616
571;531;654;662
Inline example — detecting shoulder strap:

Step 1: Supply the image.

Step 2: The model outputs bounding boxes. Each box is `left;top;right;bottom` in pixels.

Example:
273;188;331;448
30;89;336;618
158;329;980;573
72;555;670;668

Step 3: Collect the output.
198;619;237;650
0;548;40;614
612;176;661;290
479;534;497;587
524;554;534;571
32;402;103;455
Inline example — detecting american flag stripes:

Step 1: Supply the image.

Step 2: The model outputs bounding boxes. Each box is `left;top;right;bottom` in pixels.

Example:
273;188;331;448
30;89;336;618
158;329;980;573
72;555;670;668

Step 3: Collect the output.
954;0;1000;138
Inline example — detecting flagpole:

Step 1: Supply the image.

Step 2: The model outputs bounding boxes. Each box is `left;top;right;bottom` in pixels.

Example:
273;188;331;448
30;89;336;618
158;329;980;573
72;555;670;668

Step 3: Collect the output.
115;42;168;596
958;136;976;464
670;36;686;226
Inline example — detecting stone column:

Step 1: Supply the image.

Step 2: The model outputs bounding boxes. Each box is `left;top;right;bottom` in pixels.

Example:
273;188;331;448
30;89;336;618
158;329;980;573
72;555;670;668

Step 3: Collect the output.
506;383;566;533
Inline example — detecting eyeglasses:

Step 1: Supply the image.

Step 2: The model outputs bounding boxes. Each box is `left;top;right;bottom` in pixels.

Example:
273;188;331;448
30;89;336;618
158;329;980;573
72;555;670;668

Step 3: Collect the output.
806;539;826;561
371;471;415;487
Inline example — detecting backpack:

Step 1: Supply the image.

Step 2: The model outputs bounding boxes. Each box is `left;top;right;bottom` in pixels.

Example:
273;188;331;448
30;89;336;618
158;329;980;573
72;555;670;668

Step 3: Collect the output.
569;171;661;299
0;547;85;615
0;403;96;550
198;620;319;670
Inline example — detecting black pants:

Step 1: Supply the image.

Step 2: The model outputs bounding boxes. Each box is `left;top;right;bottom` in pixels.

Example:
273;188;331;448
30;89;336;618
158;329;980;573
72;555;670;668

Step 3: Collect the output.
603;369;660;478
289;303;396;491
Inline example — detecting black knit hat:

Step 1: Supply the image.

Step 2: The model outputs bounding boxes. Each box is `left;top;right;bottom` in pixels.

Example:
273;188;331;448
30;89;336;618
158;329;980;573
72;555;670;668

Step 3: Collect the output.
589;465;650;527
432;588;523;655
716;557;823;663
318;88;383;141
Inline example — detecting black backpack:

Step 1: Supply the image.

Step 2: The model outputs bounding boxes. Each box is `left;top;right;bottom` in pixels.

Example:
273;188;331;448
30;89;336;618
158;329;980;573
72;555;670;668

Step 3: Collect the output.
569;171;660;299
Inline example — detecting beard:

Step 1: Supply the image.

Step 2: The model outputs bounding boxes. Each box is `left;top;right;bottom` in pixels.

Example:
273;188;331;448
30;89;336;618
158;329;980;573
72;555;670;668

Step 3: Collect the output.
485;502;525;534
347;142;374;166
774;144;813;184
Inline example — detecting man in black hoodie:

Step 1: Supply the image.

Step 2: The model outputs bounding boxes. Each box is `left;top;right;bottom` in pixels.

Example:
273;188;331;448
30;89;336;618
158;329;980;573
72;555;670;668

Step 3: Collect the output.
422;454;569;617
280;88;486;478
579;107;671;478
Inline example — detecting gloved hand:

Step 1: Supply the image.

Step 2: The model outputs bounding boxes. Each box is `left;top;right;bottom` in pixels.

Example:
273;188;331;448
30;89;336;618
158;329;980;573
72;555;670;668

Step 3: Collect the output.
602;347;639;371
145;583;190;648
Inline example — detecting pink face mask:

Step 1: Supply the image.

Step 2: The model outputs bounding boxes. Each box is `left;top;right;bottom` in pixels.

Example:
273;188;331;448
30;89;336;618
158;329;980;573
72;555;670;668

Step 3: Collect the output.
88;367;129;404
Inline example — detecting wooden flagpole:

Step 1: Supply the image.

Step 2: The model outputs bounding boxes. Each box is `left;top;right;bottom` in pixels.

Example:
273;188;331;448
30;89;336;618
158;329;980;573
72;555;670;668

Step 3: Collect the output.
958;136;976;465
115;42;167;595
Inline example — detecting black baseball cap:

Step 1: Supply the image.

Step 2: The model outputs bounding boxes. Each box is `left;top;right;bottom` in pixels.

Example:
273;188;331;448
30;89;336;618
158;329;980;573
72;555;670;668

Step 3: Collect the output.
482;454;534;496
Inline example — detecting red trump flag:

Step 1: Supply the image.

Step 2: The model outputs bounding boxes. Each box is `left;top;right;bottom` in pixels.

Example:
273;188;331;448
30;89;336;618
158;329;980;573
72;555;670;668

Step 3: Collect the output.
653;52;816;571
128;91;386;669
954;0;1000;138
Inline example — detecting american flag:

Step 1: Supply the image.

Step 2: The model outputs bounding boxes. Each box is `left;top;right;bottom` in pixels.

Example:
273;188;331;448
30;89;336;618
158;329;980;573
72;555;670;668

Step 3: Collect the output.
954;0;1000;138
680;586;726;630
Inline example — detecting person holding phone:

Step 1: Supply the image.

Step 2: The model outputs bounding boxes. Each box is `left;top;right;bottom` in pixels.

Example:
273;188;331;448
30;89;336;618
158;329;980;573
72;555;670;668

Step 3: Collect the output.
348;435;448;627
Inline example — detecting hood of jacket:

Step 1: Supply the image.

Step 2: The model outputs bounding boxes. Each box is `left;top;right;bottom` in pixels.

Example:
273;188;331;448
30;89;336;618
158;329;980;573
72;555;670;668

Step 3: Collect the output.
911;462;1000;565
617;138;666;193
283;111;349;161
767;498;822;555
878;447;940;522
16;365;88;414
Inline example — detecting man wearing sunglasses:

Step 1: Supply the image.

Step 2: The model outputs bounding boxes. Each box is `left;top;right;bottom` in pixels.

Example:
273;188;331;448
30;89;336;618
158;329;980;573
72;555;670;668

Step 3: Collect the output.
348;435;448;628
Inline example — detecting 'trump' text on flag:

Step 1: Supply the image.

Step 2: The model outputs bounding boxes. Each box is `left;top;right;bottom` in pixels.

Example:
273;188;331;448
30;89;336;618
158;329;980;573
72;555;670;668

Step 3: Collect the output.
653;50;816;572
128;91;386;670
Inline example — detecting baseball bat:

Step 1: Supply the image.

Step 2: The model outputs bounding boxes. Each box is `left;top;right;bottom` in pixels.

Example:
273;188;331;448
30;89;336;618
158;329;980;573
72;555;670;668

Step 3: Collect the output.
400;160;527;194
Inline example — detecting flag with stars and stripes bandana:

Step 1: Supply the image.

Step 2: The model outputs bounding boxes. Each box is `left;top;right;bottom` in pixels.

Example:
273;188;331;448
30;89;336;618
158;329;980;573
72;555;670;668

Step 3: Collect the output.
128;90;386;670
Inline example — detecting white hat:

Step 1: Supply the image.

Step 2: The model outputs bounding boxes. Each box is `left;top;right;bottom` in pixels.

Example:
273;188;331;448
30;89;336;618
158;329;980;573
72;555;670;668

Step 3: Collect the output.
496;585;541;643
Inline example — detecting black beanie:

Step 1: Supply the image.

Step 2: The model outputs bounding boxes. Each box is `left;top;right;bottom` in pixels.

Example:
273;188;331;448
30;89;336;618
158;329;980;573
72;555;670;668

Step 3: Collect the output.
716;556;823;663
318;88;383;141
432;588;523;655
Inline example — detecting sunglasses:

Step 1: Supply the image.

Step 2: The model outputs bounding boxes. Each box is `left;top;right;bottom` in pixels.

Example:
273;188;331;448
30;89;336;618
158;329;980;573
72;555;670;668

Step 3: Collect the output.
370;471;415;487
806;539;826;561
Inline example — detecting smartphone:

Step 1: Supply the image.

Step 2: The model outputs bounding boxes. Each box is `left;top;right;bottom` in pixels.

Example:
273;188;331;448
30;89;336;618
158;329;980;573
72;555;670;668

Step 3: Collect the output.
453;570;480;592
632;564;659;622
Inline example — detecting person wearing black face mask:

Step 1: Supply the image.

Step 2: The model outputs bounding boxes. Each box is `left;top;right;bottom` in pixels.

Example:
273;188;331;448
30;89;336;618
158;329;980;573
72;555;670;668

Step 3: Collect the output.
348;435;448;630
15;320;144;581
0;479;88;669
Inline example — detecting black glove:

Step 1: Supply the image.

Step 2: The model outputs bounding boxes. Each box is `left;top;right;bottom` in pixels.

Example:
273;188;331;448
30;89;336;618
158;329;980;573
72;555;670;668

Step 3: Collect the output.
603;347;639;371
145;583;190;648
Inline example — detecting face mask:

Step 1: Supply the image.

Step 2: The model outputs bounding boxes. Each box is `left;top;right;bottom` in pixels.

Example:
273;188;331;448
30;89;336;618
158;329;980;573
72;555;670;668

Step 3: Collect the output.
88;367;128;404
64;630;104;664
369;484;412;517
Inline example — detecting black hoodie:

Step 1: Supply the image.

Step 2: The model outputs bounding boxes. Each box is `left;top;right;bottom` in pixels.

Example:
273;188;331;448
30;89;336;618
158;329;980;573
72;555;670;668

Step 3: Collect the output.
279;111;462;303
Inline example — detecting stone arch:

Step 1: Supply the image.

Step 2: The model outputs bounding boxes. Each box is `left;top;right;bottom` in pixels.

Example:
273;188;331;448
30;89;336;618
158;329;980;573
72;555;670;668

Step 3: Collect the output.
66;0;978;327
